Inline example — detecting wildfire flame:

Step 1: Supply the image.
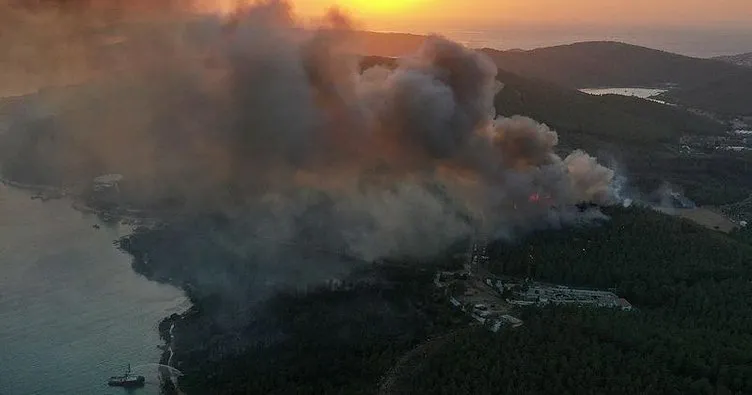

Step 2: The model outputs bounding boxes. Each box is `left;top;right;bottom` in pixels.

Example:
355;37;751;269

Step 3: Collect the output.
528;192;554;205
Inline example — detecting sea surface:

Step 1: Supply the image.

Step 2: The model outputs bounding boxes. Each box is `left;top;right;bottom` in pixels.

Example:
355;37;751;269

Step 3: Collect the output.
0;184;188;395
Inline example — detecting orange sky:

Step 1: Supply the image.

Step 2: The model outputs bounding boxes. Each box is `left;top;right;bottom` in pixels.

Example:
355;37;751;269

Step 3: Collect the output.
292;0;752;31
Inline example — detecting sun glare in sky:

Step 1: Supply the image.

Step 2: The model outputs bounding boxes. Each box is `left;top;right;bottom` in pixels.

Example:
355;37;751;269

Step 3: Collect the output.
292;0;752;32
340;0;426;16
293;0;432;25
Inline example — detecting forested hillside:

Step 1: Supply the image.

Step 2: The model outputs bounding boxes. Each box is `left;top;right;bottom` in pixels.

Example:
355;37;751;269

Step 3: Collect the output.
362;56;725;146
489;206;752;307
164;265;469;395
405;206;752;395
362;56;752;206
657;72;752;116
493;68;724;145
357;33;752;116
482;41;744;89
132;206;752;394
483;41;752;116
714;52;752;68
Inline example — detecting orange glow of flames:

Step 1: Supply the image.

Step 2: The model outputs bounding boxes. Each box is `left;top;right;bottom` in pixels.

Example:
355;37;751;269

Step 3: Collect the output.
528;192;553;204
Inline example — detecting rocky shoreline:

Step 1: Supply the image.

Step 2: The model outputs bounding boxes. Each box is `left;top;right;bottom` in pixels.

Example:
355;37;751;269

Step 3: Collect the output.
1;177;163;228
2;177;187;394
158;313;182;395
0;177;69;196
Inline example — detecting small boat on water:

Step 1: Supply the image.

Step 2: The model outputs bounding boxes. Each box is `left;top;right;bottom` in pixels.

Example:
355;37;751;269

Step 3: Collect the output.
107;364;145;388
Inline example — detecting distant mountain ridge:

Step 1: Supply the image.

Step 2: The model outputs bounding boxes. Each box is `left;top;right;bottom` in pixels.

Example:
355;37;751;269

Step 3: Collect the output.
360;54;752;205
352;32;752;116
714;52;752;67
481;41;745;89
361;55;724;145
350;33;746;89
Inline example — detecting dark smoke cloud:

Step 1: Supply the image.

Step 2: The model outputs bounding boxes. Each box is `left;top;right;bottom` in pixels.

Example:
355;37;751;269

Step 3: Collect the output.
1;0;617;275
383;36;500;158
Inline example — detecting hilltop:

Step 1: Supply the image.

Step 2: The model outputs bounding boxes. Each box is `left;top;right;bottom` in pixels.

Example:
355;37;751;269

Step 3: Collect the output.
362;55;724;145
353;34;752;116
481;41;743;89
482;41;752;116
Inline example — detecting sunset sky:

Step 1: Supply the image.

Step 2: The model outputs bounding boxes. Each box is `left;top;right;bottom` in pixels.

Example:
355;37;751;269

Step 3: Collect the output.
292;0;752;31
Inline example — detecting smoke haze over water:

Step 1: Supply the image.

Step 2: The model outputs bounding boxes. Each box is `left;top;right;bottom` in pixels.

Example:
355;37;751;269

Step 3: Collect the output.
1;1;617;267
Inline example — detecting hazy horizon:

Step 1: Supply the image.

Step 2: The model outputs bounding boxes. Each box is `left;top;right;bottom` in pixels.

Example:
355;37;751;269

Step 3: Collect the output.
381;25;752;58
295;0;752;30
289;0;752;58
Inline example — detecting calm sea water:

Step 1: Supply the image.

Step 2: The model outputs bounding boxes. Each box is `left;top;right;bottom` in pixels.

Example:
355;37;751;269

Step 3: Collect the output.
0;184;188;395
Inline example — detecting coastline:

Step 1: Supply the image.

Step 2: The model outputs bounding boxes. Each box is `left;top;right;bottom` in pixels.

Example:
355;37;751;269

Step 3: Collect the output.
0;177;69;196
1;176;163;227
158;313;183;395
70;199;164;228
2;177;186;394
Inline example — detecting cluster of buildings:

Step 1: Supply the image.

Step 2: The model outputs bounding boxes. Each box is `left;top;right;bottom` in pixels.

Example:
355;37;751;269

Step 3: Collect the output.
434;235;634;333
436;270;523;333
498;280;633;311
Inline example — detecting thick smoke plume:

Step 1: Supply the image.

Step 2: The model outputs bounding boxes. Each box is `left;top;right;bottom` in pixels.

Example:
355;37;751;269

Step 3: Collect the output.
1;1;617;271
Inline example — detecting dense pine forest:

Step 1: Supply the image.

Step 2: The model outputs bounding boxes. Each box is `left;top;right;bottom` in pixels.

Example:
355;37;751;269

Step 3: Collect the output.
171;266;470;395
135;206;752;394
409;207;752;395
